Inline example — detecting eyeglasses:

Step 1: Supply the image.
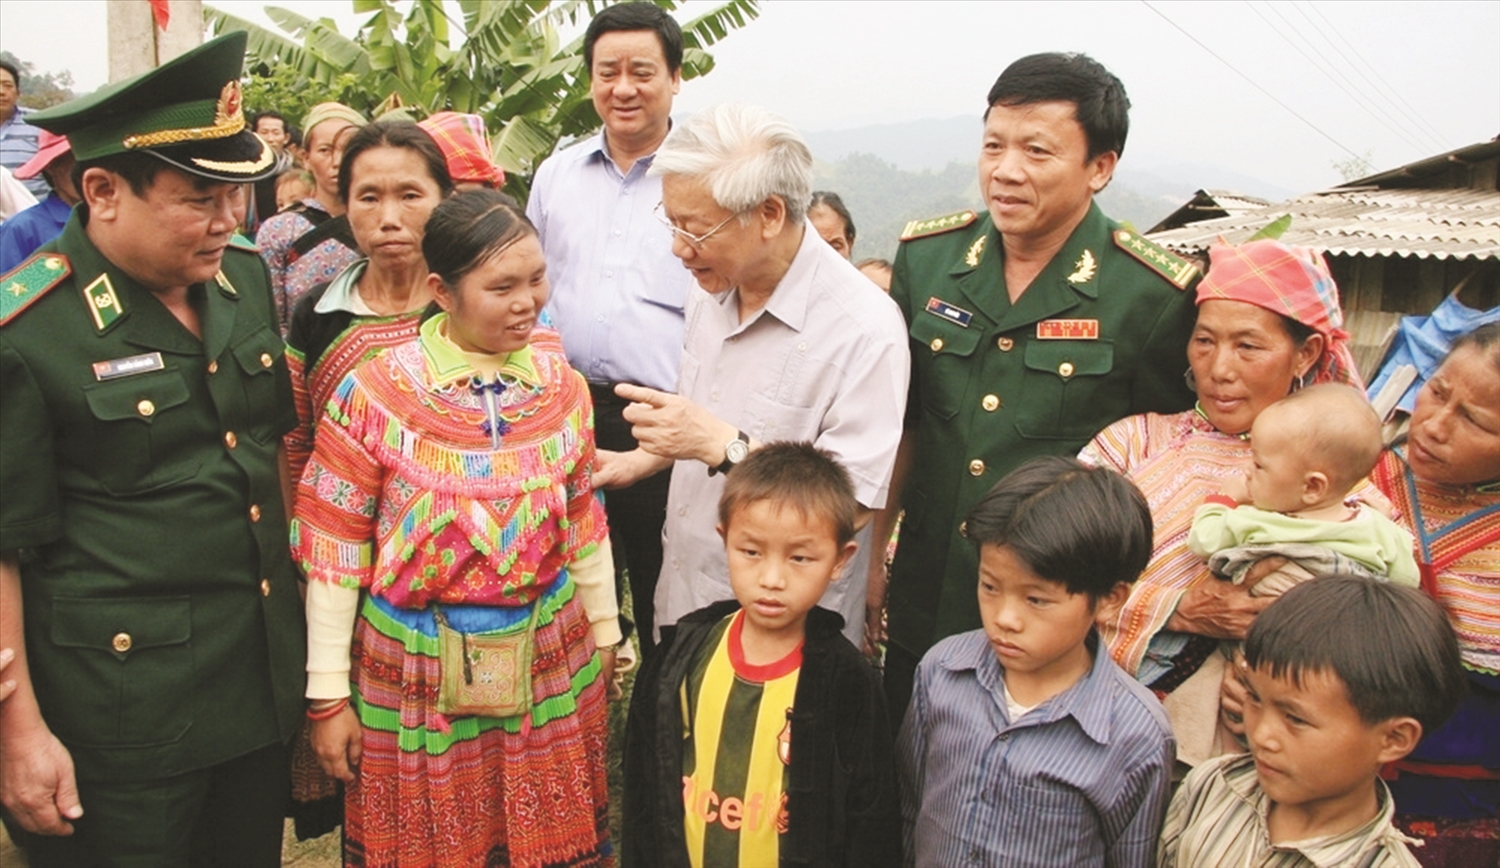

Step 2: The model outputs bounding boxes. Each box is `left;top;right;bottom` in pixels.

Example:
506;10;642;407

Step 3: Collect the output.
653;201;744;250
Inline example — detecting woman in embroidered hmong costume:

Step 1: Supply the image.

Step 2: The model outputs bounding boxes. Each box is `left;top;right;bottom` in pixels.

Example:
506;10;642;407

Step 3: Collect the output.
1078;239;1364;756
1372;323;1500;866
293;189;620;867
283;119;455;488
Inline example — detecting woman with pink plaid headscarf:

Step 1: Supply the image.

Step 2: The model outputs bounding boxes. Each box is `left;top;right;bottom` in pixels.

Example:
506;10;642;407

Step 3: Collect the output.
418;111;505;191
1076;238;1374;751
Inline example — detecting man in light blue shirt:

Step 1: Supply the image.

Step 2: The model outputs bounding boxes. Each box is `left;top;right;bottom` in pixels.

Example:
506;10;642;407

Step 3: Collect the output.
526;2;694;655
0;59;46;201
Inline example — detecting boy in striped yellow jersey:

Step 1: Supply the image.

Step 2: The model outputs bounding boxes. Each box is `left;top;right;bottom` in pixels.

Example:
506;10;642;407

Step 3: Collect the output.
1160;578;1467;867
623;442;901;867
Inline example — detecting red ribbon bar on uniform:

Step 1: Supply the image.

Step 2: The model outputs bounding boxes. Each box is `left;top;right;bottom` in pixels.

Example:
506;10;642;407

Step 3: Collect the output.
1036;319;1099;339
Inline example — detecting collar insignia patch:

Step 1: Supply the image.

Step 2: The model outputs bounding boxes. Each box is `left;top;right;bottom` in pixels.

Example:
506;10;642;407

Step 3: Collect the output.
965;235;986;268
1068;249;1097;284
82;273;125;332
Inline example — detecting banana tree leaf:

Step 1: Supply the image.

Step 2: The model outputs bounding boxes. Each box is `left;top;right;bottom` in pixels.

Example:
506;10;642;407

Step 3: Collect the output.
1247;214;1293;241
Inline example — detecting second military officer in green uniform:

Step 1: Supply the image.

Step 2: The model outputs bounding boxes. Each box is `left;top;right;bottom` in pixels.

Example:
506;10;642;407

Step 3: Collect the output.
876;53;1201;719
0;34;304;867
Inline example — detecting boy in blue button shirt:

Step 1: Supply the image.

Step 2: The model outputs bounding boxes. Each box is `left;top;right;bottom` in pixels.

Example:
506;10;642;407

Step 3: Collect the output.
898;456;1175;867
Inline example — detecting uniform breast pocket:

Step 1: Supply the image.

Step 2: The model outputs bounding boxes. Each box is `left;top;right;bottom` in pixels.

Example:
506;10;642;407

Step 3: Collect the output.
909;314;982;421
45;596;194;748
1014;340;1123;440
232;325;285;444
81;369;202;495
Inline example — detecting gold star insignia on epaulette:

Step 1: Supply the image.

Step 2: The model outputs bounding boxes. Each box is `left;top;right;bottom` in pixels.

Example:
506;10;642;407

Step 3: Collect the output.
1114;229;1200;290
1068;250;1097;284
899;210;978;241
965;235;986;267
0;252;73;326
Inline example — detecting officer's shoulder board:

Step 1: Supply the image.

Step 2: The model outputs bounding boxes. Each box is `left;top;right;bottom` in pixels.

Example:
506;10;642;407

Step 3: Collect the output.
900;210;979;242
1112;228;1199;290
0;253;72;326
227;233;260;254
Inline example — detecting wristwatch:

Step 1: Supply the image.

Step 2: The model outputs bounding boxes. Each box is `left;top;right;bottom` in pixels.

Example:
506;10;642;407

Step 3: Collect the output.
710;430;750;476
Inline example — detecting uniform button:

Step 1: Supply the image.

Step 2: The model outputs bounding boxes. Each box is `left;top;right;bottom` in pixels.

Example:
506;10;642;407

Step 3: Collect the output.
207;360;219;374
929;337;944;352
261;579;272;597
259;352;274;368
1058;361;1075;378
136;399;156;417
111;632;132;653
981;394;1000;412
249;504;262;522
968;459;985;476
997;337;1014;352
224;431;238;449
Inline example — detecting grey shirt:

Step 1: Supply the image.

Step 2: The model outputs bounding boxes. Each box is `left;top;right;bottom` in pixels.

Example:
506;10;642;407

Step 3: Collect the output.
653;224;910;644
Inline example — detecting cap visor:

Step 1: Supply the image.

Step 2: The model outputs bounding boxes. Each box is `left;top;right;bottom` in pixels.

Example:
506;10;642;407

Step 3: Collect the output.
146;131;281;183
15;140;71;180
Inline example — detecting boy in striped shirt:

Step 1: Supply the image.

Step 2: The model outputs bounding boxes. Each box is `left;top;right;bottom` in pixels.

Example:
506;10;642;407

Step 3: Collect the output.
898;457;1175;867
623;442;900;867
1159;577;1467;867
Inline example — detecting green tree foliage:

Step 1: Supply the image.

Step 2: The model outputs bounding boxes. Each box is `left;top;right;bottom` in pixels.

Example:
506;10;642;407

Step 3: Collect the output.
205;0;759;200
0;51;79;111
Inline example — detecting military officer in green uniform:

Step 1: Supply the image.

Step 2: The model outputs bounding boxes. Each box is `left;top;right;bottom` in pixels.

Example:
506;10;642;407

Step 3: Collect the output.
0;34;304;866
875;53;1201;719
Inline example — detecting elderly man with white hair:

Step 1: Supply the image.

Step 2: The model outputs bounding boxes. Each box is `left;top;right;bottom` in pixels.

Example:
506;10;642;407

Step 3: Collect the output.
594;103;909;646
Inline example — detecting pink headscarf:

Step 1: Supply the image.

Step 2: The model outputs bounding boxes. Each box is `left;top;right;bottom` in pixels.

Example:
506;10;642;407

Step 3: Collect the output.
1196;239;1363;389
418;112;505;188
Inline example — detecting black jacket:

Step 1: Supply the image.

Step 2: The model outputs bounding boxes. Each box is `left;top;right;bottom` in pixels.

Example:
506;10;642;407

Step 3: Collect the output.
623;601;901;867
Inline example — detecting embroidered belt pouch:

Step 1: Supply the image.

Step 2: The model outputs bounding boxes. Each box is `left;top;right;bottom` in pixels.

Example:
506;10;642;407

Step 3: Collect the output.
433;602;540;717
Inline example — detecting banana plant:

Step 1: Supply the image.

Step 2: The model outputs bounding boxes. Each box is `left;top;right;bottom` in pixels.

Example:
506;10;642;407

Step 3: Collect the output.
204;0;759;200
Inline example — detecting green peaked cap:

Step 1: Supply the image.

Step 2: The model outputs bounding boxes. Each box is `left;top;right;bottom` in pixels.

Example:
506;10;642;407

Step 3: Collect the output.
28;32;280;183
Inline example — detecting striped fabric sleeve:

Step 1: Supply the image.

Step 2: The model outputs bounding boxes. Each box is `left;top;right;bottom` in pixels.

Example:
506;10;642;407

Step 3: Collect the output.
283;342;313;491
1079;414;1154;473
563;374;608;564
291;372;380;589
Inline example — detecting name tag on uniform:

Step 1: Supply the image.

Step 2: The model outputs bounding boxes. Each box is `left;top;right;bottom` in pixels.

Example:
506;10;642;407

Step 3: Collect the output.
92;352;164;381
925;297;974;328
1036;319;1099;340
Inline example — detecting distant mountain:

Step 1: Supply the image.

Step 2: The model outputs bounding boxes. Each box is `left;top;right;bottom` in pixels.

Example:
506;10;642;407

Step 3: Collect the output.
805;116;982;173
805;116;1301;260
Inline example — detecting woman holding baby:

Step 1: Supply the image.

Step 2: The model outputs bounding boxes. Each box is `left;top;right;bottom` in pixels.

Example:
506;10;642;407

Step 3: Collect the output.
1077;238;1366;763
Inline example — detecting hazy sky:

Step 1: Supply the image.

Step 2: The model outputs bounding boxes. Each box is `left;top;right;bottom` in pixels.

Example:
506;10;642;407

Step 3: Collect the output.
2;0;1496;191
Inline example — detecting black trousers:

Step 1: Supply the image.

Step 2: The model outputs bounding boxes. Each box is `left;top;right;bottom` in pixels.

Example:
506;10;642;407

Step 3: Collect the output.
591;384;672;658
18;741;290;868
884;643;922;731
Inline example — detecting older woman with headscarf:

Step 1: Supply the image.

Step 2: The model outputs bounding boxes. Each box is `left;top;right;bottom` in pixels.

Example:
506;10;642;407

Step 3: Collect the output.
1078;239;1365;758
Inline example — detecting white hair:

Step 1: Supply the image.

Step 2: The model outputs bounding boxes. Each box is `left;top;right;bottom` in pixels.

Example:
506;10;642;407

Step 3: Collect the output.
650;103;814;224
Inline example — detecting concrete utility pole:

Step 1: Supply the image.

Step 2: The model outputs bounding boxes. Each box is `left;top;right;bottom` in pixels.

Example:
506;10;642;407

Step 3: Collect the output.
107;0;204;82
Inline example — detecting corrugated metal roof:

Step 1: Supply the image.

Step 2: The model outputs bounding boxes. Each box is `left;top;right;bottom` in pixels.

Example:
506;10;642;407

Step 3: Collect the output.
1146;187;1500;260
